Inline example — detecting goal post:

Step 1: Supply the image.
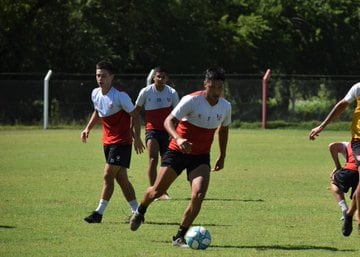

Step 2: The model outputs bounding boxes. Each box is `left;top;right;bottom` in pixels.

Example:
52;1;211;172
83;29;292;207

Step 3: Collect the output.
146;69;155;86
262;69;271;129
43;69;53;129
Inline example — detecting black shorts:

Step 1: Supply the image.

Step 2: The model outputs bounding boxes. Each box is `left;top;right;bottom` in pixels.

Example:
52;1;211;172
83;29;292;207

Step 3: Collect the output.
145;130;170;155
161;149;210;180
333;168;359;199
103;144;132;168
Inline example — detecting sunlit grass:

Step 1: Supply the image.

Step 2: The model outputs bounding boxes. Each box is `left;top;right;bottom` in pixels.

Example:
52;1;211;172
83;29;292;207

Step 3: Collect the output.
0;128;359;257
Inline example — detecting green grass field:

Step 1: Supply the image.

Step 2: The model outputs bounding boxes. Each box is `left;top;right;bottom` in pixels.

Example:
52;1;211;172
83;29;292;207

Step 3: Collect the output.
1;128;359;257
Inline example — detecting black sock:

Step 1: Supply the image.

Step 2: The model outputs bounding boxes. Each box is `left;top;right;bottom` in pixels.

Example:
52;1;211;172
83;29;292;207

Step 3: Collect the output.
175;225;189;238
137;204;147;215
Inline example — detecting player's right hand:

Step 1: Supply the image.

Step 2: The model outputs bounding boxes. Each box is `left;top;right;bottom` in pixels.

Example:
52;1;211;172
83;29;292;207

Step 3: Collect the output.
81;129;89;143
176;138;192;154
309;125;323;140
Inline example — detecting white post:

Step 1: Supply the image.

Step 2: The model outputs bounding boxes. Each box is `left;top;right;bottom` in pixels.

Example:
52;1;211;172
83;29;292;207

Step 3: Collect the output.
43;70;53;129
146;69;155;86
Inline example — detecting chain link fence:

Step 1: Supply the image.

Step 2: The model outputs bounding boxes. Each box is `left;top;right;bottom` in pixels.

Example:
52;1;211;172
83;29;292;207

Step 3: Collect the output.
0;72;358;126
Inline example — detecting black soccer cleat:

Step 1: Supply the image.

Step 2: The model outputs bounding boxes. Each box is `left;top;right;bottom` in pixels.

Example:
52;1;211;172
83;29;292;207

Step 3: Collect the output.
84;211;102;223
342;214;353;237
129;211;144;231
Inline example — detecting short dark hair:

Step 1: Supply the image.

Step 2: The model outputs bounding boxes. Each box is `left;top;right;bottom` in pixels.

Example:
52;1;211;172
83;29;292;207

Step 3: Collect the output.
153;66;168;74
204;67;225;81
96;60;114;74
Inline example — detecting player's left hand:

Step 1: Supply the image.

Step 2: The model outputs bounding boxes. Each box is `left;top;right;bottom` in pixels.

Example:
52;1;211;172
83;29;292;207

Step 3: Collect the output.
212;157;225;171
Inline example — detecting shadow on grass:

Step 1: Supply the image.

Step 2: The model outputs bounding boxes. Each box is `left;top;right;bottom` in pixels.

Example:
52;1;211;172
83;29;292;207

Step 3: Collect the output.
152;240;357;252
118;219;231;226
211;244;357;252
172;198;265;202
0;225;16;229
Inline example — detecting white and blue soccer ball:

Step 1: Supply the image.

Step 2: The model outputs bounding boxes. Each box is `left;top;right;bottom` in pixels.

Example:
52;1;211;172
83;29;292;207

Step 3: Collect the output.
185;226;211;250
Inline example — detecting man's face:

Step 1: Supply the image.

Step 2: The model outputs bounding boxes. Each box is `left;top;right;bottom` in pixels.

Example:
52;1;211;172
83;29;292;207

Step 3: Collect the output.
96;69;113;88
153;72;167;88
204;79;224;103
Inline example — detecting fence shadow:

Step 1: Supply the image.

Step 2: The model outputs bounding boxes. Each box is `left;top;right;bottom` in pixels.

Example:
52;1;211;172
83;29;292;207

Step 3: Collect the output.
172;198;265;202
0;225;16;229
210;244;357;252
151;240;357;253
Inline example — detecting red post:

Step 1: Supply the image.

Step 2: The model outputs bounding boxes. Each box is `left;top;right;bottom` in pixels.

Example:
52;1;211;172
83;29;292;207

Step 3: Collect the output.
262;69;271;129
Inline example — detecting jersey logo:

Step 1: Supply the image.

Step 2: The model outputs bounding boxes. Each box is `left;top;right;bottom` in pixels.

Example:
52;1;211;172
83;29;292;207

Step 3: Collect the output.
217;114;222;121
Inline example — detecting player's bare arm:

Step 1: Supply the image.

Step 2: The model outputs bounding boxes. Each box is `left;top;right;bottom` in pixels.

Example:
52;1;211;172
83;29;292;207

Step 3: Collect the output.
129;110;145;154
329;142;345;170
213;125;229;171
355;171;360;222
309;99;349;140
164;114;192;154
81;111;100;143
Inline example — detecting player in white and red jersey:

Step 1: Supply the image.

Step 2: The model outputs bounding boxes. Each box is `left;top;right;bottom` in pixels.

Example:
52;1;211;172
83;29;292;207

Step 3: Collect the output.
329;141;359;225
130;67;232;247
135;67;179;200
81;60;145;223
309;81;360;236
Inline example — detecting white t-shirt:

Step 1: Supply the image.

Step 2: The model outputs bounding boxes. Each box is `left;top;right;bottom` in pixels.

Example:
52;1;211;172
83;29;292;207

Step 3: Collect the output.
135;84;179;130
92;86;134;145
168;90;232;154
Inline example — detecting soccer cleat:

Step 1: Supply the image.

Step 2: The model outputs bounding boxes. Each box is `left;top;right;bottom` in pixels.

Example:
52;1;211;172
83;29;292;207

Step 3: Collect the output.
84;211;102;223
172;236;189;248
342;214;353;237
129;211;144;231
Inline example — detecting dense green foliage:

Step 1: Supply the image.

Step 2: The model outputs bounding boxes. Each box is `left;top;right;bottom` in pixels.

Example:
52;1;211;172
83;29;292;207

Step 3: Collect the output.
1;0;359;74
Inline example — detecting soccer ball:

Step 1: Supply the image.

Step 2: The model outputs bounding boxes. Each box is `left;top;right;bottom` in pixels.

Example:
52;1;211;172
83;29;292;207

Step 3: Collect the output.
185;226;211;250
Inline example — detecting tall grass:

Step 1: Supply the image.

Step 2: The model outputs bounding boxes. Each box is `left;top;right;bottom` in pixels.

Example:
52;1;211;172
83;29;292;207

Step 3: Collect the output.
0;128;359;257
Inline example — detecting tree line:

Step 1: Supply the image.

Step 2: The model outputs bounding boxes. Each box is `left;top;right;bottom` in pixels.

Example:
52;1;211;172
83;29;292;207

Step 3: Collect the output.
1;0;359;75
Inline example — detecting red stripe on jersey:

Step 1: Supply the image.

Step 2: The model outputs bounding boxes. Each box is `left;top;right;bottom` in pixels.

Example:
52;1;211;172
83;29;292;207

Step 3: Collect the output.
189;90;204;96
145;106;173;130
344;143;358;171
101;110;132;145
168;121;216;155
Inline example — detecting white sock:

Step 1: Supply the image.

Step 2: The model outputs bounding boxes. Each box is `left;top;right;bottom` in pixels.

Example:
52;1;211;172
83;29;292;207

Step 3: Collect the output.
128;200;138;214
95;199;108;215
338;200;348;212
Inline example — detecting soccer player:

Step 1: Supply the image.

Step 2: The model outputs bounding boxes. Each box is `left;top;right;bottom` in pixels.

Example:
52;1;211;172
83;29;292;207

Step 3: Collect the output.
81;60;145;223
329;141;359;229
309;81;360;236
134;67;179;200
130;67;232;247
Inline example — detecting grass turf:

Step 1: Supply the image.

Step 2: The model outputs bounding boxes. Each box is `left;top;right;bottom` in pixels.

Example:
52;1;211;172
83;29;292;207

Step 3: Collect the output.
0;128;359;256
